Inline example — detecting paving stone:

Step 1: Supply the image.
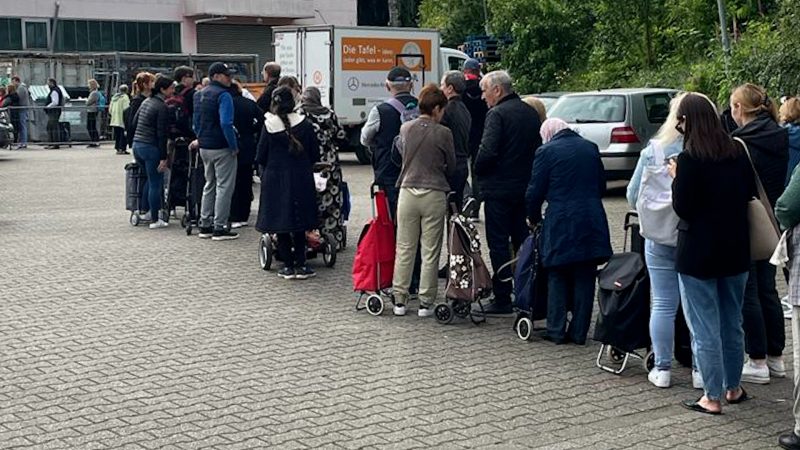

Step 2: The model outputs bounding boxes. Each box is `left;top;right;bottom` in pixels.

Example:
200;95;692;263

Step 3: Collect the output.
0;146;793;449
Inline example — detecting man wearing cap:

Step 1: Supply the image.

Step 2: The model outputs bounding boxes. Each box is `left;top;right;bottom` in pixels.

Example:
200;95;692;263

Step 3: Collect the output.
360;66;419;217
193;62;240;241
462;59;488;219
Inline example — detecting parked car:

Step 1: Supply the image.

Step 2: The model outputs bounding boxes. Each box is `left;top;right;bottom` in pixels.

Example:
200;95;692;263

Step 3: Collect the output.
524;92;571;112
548;88;677;180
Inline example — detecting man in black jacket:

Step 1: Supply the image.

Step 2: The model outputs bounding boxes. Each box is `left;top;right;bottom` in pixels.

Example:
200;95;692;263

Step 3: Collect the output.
474;70;542;315
462;59;488;218
440;70;472;210
256;62;281;113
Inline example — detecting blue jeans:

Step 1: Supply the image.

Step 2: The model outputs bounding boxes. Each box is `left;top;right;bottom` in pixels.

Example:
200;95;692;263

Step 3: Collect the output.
678;272;748;400
133;141;163;221
645;240;681;370
18;109;28;145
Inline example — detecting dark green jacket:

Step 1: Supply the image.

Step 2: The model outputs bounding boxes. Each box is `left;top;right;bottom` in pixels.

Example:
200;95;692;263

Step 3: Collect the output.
777;164;800;230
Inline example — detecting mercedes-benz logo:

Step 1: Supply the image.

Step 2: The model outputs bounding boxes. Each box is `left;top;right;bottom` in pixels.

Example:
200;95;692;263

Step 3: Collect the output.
347;77;360;91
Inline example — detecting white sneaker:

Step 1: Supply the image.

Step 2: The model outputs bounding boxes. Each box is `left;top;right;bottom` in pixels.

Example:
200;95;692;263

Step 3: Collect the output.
418;306;434;317
231;222;247;229
741;360;770;384
692;370;704;390
141;212;152;222
647;369;671;388
149;219;169;229
393;304;406;316
768;356;787;378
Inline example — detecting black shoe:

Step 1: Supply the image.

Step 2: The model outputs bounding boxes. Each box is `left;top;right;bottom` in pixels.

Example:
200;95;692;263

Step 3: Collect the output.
680;399;722;415
294;266;316;280
726;387;752;404
198;227;213;239
779;432;800;450
438;266;448;279
277;267;296;280
212;229;239;241
537;330;568;345
473;301;513;316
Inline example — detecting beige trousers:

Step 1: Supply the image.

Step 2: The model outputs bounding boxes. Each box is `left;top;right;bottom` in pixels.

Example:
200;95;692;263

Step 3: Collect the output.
392;188;447;307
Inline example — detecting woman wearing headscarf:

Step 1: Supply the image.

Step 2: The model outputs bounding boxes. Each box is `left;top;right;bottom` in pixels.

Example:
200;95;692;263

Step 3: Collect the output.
256;86;320;280
302;86;348;249
525;118;612;345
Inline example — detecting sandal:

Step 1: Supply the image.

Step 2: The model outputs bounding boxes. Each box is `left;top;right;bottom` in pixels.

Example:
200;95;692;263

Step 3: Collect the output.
727;387;752;404
681;399;722;415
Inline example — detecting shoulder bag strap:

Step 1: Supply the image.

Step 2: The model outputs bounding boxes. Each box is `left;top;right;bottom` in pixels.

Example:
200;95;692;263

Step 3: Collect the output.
736;137;780;233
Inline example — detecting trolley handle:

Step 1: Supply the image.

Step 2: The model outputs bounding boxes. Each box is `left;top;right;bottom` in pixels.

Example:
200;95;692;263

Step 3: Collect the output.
623;210;639;253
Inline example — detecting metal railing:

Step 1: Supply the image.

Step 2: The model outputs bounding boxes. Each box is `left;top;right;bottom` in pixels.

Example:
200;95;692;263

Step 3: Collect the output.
0;104;115;146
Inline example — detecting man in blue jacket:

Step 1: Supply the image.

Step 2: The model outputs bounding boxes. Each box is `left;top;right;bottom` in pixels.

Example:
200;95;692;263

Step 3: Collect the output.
193;62;240;241
474;70;542;315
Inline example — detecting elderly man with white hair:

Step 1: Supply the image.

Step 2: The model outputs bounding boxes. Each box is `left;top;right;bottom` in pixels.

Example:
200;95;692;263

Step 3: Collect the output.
473;70;542;316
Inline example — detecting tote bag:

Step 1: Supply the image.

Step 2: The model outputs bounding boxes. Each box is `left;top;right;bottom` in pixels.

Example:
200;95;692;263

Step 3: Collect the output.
737;137;781;261
636;141;679;246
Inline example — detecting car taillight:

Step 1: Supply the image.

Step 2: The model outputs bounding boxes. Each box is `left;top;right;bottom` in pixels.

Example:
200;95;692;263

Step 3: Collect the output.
610;126;640;144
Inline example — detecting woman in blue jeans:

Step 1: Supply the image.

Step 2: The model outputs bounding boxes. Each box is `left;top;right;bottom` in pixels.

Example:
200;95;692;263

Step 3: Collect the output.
131;75;174;229
669;93;756;415
627;93;703;389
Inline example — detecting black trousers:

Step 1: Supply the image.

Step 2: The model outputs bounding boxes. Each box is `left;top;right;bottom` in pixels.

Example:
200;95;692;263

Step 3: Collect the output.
484;197;528;305
743;260;785;359
113;127;126;151
449;168;468;212
547;262;597;344
87;112;99;143
229;161;254;223
46;110;61;144
277;231;307;269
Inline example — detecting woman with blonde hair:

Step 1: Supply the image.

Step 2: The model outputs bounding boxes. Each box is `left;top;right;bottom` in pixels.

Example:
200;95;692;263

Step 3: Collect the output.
780;97;800;182
626;93;703;388
523;96;547;122
730;83;789;385
86;79;101;148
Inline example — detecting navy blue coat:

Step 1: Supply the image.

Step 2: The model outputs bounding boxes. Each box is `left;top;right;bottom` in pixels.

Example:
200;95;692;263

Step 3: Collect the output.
525;129;612;268
255;115;320;234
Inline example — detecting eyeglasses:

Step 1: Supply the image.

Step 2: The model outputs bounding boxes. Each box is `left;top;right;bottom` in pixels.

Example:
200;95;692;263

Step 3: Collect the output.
675;115;686;134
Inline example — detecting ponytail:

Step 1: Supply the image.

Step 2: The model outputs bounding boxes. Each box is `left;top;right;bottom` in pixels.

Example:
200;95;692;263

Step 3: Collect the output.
732;83;780;123
279;113;303;155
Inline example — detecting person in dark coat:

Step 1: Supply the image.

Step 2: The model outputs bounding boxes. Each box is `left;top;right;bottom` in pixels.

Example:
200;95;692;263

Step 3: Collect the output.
1;84;20;143
229;80;264;228
474;70;542;316
256;86;320;280
526;119;612;345
126;72;155;149
729;83;790;385
256;62;281;113
668;92;755;415
462;59;487;218
440;70;471;210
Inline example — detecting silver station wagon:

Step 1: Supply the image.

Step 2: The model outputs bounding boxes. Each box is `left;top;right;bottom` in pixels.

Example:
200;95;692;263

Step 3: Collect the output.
548;88;678;180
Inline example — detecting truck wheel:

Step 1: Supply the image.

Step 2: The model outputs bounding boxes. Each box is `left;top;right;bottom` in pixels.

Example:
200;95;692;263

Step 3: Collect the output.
354;145;372;165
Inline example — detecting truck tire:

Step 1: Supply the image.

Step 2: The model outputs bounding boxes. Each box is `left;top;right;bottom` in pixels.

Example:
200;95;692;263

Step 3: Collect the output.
354;145;372;165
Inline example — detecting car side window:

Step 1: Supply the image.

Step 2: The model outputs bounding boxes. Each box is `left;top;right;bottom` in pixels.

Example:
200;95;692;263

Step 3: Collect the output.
448;56;464;71
644;94;671;124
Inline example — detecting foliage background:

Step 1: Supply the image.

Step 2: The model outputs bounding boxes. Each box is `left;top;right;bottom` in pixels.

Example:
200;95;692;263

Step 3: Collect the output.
416;0;800;103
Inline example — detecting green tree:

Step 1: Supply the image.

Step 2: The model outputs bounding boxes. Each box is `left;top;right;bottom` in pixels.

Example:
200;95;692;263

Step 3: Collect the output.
419;0;487;47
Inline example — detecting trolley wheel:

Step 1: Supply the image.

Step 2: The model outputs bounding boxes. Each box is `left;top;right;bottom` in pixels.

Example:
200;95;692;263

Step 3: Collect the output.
180;214;188;228
515;317;534;341
366;295;384;316
259;235;273;271
644;350;655;372
607;347;625;363
452;300;470;318
130;213;140;227
322;240;337;268
434;303;454;325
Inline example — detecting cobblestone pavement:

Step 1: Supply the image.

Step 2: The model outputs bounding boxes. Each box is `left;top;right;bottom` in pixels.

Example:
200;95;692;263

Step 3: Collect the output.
0;145;793;449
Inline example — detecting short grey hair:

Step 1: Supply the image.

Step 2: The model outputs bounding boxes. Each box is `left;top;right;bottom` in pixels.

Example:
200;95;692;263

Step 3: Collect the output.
483;70;513;95
118;84;129;94
388;80;413;92
442;70;466;94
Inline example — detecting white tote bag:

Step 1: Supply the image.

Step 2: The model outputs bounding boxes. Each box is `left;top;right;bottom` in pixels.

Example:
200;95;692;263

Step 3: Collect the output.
636;142;679;247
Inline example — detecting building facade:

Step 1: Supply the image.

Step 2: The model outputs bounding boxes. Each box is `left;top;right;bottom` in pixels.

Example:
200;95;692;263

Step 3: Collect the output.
0;0;356;63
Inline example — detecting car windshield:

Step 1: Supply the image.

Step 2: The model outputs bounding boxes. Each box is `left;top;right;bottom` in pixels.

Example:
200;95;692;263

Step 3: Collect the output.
549;95;626;123
536;97;559;111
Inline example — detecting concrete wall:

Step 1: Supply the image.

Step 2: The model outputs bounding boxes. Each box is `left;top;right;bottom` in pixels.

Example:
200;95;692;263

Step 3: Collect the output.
295;0;357;26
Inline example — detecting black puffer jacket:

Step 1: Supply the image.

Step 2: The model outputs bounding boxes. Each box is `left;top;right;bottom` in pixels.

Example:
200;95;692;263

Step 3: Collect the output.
126;94;147;147
732;112;789;207
131;94;170;159
474;93;542;200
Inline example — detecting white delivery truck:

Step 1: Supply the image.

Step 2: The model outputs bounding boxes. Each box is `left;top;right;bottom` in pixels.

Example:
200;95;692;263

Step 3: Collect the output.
273;25;469;164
